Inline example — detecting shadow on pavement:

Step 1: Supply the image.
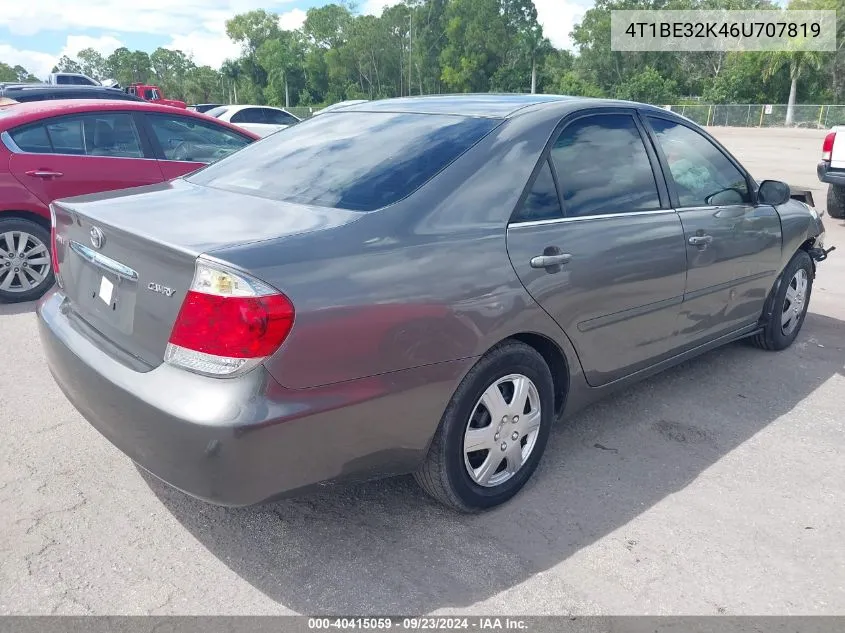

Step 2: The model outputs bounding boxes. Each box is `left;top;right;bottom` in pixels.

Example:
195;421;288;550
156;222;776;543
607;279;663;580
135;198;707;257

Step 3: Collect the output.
144;311;845;615
0;301;36;315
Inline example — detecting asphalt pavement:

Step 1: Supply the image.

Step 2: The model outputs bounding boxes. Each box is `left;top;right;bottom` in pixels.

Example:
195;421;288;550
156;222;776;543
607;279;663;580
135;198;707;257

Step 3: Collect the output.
0;126;843;615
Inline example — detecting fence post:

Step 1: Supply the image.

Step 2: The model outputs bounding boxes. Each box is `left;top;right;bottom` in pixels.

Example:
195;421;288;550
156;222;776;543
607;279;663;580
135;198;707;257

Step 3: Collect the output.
759;106;765;127
823;106;829;128
746;104;751;127
707;104;713;126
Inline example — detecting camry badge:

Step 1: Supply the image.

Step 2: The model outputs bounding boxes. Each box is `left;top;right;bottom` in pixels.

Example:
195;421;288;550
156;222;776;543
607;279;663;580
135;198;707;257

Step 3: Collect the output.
89;226;105;250
147;282;176;297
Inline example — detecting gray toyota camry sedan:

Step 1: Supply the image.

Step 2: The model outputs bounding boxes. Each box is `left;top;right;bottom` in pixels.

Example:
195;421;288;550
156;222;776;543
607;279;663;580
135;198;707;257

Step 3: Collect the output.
38;95;830;512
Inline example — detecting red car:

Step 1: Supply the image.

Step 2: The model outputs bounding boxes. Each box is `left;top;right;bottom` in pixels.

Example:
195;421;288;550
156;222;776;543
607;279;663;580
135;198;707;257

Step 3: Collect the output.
0;99;259;302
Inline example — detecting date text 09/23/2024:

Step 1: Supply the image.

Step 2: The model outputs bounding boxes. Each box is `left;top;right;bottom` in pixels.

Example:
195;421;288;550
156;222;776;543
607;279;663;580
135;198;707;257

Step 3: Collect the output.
307;618;529;630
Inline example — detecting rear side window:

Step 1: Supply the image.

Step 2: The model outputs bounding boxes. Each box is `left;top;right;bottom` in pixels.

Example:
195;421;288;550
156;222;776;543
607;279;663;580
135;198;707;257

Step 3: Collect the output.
9;125;51;153
9;113;143;157
551;113;660;218
187;112;499;211
231;108;265;124
516;159;563;222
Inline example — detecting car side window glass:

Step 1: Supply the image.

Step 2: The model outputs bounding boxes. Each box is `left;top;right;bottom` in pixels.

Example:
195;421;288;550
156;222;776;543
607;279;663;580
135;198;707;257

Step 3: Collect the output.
9;125;52;153
147;114;251;163
551;113;661;217
647;117;750;207
41;114;144;158
263;109;287;125
231;108;264;124
516;159;563;222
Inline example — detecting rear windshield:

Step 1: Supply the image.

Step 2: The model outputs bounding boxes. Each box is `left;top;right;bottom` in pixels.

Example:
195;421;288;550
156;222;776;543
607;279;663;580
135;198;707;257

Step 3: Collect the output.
186;111;500;211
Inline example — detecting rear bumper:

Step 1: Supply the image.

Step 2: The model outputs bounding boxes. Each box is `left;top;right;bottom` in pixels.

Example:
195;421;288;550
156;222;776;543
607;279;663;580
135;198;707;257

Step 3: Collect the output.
817;161;845;186
37;289;456;506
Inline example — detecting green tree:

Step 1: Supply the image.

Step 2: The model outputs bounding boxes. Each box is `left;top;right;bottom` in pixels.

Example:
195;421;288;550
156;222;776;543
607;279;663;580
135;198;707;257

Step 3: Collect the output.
77;48;108;80
765;48;824;124
615;66;678;103
52;55;82;74
440;0;508;92
151;48;195;100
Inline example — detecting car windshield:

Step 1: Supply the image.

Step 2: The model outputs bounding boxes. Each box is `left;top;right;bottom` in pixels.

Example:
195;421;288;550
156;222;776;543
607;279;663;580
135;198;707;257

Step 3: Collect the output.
186;111;499;211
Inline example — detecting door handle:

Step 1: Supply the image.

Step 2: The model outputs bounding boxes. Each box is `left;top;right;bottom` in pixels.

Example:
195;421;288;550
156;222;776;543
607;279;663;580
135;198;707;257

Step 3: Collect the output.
688;235;713;246
530;254;572;269
25;170;64;179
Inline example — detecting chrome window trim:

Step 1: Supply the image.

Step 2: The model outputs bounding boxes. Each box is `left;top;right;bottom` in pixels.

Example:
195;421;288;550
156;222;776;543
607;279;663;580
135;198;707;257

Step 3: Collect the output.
509;208;676;229
1;131;21;153
68;241;139;281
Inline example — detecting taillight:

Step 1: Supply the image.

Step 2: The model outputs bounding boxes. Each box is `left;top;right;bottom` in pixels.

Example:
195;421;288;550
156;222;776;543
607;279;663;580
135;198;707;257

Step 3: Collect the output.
165;260;294;377
49;204;62;287
822;131;836;161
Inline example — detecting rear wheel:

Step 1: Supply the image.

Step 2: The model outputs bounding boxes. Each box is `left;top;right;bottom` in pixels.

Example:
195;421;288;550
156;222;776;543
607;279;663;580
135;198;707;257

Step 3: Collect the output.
751;250;813;351
414;341;555;512
827;184;845;219
0;217;54;303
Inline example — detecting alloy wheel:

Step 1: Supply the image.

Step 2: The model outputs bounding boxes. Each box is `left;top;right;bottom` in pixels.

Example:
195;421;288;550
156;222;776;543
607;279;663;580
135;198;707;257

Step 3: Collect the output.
0;230;50;294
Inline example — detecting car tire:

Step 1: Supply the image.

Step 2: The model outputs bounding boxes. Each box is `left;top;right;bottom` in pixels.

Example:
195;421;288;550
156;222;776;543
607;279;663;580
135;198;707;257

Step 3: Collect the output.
414;340;555;512
0;217;54;304
827;184;845;219
751;250;813;351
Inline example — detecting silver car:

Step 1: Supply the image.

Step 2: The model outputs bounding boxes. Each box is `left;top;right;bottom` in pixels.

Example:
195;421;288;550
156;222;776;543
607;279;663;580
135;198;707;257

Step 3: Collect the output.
38;95;829;511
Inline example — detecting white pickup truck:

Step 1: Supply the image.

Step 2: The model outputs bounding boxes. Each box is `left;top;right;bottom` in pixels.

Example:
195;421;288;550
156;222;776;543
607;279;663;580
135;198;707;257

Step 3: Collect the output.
818;126;845;218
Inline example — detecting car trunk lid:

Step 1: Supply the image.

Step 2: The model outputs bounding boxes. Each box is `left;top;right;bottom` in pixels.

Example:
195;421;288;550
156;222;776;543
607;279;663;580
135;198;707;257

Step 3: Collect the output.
52;178;361;369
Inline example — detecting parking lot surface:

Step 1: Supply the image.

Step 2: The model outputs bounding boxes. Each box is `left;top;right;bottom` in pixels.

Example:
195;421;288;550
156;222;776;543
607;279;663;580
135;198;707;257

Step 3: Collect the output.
0;126;843;616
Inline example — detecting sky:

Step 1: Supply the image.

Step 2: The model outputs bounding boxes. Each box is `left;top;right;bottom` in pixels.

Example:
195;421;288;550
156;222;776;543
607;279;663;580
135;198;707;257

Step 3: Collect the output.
0;0;591;79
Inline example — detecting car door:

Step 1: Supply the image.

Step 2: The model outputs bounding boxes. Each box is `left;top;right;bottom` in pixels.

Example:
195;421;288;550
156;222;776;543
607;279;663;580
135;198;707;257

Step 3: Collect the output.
141;112;254;180
6;111;164;205
642;114;782;347
506;110;688;387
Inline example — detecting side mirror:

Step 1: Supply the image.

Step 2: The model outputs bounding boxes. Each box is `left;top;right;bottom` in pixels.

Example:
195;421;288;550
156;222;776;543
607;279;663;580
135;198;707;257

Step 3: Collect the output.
758;180;791;206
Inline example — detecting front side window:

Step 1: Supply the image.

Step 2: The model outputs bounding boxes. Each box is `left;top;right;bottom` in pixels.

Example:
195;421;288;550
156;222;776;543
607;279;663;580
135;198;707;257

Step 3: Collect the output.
10;113;143;158
647;117;750;207
186;112;499;211
147;114;251;163
264;109;298;125
515;159;563;222
551;113;661;218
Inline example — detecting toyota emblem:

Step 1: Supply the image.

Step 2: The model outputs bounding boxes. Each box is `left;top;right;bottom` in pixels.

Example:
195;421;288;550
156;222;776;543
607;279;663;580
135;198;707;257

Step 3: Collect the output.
90;226;105;250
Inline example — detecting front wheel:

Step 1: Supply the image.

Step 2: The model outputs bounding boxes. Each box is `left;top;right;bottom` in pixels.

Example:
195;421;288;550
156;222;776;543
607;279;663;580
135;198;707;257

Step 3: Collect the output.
751;250;813;351
414;341;555;512
0;217;54;303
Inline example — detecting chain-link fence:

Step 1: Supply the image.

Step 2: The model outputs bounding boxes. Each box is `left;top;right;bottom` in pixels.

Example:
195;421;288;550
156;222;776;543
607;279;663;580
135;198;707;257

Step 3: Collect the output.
287;106;317;120
666;104;845;128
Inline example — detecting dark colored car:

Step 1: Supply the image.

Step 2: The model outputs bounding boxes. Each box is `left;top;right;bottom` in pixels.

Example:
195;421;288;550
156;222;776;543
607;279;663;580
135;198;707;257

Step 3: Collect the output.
0;99;259;302
38;95;829;512
0;84;145;104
